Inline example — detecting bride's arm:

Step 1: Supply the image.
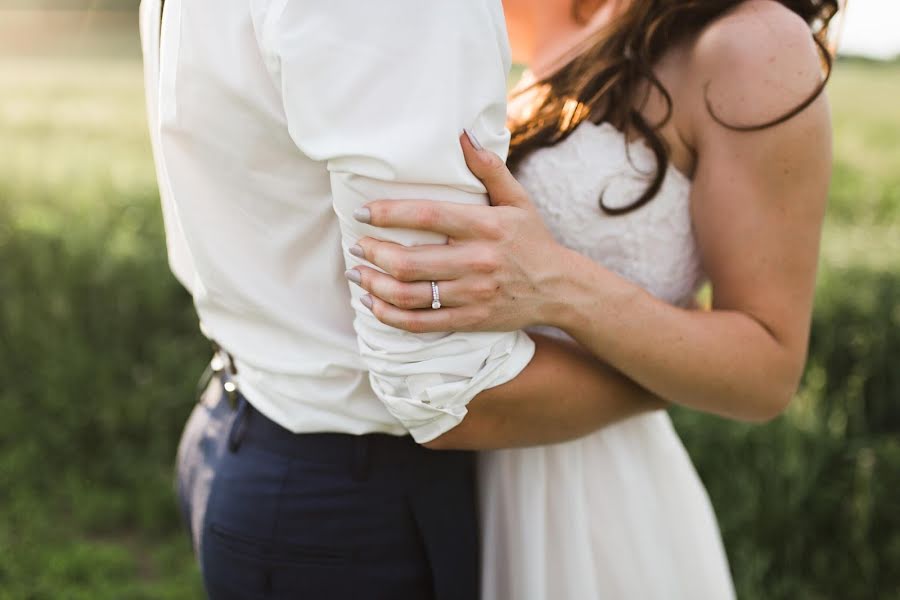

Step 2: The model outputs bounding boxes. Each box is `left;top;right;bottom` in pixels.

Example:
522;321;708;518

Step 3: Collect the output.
544;13;831;422
350;8;831;433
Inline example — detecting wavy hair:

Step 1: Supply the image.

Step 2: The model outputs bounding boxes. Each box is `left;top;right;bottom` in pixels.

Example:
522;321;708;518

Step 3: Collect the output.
507;0;840;216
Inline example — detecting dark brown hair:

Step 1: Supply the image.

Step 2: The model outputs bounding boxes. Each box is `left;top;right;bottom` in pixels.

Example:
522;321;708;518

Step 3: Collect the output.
508;0;840;216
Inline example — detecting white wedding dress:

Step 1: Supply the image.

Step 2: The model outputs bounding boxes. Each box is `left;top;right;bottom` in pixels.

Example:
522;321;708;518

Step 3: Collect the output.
478;120;737;599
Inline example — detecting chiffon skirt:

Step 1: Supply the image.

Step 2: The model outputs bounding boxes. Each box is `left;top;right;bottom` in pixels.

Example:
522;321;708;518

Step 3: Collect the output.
478;411;737;600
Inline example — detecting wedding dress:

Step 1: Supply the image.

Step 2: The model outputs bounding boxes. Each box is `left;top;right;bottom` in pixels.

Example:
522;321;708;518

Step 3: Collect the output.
479;120;737;600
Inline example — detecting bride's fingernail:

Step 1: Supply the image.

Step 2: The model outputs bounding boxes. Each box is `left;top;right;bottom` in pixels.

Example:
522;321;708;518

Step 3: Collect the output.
349;244;365;259
360;294;373;309
464;128;483;151
353;207;371;223
344;269;361;284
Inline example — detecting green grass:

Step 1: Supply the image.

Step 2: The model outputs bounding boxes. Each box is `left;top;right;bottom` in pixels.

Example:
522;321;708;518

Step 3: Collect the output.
823;60;900;275
1;14;898;599
0;24;205;597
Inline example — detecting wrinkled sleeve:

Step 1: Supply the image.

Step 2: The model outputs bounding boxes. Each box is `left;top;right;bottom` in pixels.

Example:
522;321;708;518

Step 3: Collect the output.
255;0;535;442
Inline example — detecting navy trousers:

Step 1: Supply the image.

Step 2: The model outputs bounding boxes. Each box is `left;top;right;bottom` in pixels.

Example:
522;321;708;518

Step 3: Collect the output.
176;374;480;600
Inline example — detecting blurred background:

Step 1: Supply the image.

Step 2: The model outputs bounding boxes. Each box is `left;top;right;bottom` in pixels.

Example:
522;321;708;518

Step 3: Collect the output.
0;1;897;599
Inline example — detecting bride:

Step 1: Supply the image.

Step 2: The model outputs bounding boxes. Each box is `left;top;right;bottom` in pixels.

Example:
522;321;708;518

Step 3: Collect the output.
346;0;836;597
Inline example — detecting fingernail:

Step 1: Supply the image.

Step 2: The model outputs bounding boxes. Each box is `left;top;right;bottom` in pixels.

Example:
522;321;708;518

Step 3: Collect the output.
344;269;361;284
360;294;373;309
349;244;365;259
353;207;371;223
464;128;483;151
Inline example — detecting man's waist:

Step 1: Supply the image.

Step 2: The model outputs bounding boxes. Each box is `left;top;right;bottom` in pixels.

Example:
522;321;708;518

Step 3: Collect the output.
204;342;408;437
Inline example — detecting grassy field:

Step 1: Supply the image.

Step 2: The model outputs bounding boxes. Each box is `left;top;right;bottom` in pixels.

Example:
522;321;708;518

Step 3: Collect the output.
1;10;898;600
0;13;204;599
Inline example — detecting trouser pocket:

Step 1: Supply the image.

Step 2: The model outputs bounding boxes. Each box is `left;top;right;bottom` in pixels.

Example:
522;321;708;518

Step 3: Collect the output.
207;523;351;567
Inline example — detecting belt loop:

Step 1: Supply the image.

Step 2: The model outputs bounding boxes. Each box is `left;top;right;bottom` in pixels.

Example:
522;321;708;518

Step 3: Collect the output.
351;436;371;482
210;339;240;409
223;379;240;410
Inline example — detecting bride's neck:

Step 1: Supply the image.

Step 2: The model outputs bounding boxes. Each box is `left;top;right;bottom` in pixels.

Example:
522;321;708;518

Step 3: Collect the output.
529;27;585;79
525;2;620;79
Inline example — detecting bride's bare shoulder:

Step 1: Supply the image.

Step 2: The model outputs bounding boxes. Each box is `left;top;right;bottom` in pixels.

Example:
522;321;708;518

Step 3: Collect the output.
681;0;826;130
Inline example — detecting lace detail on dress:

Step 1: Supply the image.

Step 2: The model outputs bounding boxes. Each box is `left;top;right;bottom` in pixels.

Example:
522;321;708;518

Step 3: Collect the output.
515;121;705;306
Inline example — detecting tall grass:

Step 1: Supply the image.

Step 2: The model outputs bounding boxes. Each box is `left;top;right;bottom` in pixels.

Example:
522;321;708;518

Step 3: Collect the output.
0;55;205;598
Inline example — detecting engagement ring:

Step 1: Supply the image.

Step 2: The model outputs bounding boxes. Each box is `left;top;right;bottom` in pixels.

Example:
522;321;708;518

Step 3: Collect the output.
431;281;441;309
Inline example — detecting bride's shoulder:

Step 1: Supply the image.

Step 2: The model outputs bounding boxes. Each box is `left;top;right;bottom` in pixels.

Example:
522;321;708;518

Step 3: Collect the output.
692;1;821;69
679;0;825;129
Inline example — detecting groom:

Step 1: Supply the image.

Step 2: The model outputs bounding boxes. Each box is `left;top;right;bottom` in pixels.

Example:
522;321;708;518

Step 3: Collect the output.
140;1;536;598
141;0;667;597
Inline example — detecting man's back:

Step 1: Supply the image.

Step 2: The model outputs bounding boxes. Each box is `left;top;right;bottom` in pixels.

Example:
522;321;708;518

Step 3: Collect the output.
145;0;390;434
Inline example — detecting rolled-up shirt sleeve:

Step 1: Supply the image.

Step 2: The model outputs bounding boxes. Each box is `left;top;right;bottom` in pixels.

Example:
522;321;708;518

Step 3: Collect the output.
255;0;536;443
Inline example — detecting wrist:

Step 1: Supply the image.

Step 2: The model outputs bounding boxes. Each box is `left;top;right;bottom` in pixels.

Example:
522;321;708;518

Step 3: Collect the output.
534;245;592;330
540;246;640;335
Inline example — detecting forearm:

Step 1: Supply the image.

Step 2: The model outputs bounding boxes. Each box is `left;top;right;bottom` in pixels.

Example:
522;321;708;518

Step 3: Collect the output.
425;333;665;450
550;248;802;422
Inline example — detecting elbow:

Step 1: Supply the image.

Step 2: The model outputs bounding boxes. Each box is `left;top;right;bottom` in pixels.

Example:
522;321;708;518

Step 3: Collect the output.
739;366;803;424
733;343;807;423
743;388;793;423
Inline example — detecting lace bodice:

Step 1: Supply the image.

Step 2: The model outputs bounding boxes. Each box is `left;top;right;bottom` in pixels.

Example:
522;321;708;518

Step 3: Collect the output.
515;121;705;307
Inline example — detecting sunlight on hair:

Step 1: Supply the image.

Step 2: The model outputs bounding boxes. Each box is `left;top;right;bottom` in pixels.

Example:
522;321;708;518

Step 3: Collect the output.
825;0;849;55
559;97;588;131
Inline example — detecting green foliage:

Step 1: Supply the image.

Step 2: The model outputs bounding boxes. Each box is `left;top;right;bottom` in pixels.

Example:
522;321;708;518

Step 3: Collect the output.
673;267;900;600
0;29;898;600
0;57;206;597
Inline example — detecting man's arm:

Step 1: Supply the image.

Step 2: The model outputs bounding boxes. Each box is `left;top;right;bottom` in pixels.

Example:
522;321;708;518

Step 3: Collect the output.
256;0;660;447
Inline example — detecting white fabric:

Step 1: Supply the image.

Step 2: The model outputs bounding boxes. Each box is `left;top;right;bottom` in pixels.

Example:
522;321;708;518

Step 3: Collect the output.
138;0;535;443
479;121;737;599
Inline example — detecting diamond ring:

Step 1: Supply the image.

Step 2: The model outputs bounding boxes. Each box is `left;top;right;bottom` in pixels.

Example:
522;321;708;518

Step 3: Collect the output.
431;281;441;310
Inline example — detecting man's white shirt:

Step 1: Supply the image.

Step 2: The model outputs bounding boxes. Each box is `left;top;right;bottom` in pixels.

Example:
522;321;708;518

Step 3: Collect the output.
139;0;535;443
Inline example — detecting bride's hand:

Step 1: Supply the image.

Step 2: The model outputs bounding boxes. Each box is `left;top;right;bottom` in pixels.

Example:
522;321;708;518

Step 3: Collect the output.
346;132;571;333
